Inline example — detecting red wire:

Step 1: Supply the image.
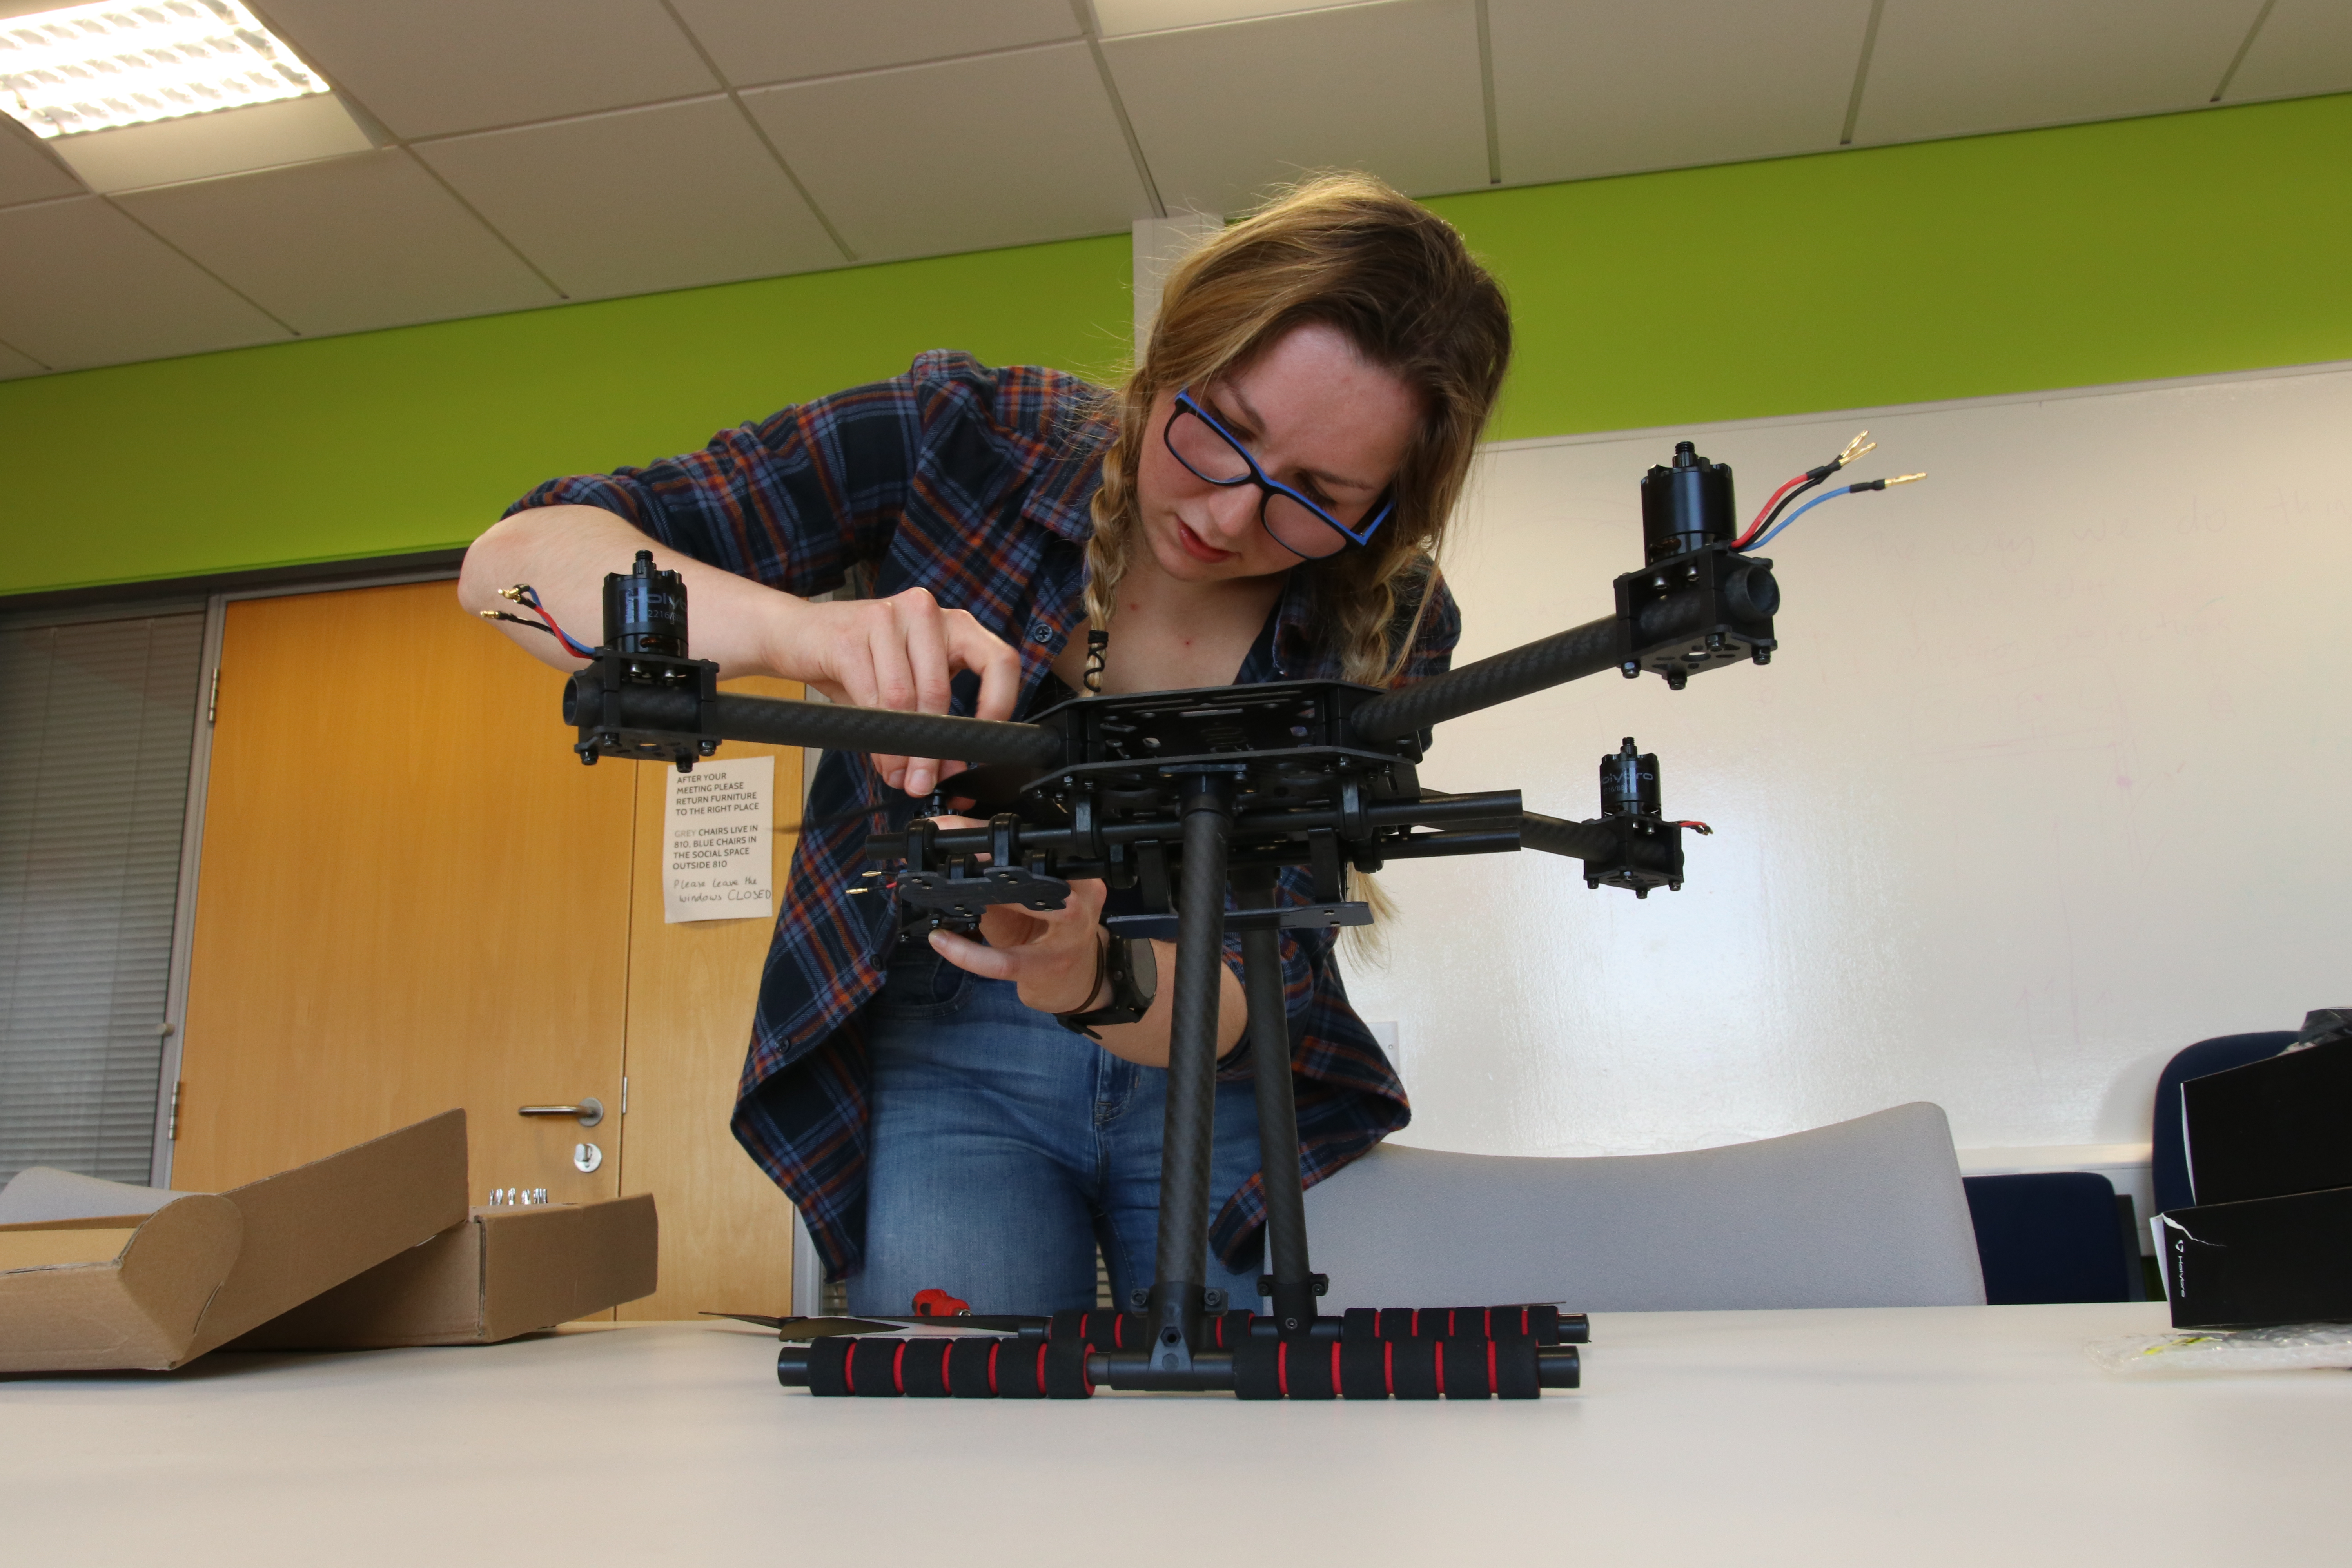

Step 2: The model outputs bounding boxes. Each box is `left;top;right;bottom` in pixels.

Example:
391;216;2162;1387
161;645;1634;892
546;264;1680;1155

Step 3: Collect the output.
1734;474;1808;550
526;601;593;656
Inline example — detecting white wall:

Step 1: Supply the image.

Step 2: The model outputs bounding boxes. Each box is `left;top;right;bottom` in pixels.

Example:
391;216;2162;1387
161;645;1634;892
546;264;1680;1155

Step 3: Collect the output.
1350;362;2352;1164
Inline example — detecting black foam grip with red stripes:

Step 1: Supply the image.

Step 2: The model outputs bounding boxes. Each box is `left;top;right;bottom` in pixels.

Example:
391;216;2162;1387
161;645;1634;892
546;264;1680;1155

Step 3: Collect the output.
947;1337;997;1397
1251;1336;1426;1399
1389;1338;1441;1398
1340;1305;1576;1344
1051;1309;1145;1351
802;1335;1068;1399
1338;1337;1387;1398
1235;1337;1334;1399
1493;1337;1543;1398
1044;1335;1094;1399
808;1336;852;1396
1233;1334;1540;1399
901;1338;955;1397
1046;1308;1254;1351
849;1338;906;1396
998;1339;1048;1398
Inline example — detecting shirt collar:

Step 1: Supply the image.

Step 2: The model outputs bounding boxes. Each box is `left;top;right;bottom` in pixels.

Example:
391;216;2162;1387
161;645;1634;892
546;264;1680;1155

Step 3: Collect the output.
1019;411;1112;544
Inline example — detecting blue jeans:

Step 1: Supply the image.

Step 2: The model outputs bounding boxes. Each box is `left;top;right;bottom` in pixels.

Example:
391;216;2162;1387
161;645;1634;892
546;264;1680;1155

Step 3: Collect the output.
847;941;1266;1318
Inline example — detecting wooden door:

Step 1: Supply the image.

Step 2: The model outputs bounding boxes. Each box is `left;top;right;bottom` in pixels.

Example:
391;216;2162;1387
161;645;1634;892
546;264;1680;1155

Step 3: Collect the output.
176;583;805;1319
176;582;636;1198
616;682;802;1321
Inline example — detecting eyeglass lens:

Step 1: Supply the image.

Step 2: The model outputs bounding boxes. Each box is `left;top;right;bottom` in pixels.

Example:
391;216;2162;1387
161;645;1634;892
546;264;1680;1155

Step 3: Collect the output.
1166;406;1358;559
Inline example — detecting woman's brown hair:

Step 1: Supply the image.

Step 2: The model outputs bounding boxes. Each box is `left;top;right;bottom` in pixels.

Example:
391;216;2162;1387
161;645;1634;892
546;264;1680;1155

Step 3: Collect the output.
1084;172;1512;686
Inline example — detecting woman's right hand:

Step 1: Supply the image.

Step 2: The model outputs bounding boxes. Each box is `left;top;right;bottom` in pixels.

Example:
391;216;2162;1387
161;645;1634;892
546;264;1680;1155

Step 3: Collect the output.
768;586;1024;797
461;510;1021;798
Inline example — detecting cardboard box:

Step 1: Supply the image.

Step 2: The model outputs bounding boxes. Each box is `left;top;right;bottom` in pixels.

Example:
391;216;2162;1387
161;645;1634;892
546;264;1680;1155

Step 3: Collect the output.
2181;1038;2352;1206
0;1111;468;1372
234;1194;659;1348
2162;1184;2352;1330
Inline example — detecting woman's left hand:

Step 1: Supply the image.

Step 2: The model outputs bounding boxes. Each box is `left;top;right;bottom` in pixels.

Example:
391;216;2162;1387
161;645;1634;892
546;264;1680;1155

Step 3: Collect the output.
920;816;1108;1017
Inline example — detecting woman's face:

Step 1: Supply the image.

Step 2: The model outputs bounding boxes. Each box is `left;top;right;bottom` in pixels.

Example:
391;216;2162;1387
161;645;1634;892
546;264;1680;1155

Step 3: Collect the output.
1132;321;1421;584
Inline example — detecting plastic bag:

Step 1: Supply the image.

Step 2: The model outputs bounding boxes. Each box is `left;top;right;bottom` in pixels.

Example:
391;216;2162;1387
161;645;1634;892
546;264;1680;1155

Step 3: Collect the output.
2084;1321;2352;1374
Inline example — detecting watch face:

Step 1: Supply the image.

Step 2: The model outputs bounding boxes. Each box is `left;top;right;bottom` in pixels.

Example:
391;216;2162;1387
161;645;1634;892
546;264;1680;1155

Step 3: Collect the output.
1126;937;1158;1002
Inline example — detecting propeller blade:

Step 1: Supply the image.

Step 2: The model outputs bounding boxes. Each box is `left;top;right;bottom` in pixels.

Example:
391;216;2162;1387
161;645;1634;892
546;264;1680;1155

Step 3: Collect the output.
896;1314;1044;1334
700;1312;909;1339
698;1310;1049;1339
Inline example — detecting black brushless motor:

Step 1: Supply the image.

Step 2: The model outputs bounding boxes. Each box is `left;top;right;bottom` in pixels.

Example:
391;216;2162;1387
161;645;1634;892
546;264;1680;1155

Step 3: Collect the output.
1639;441;1736;563
603;549;688;657
1599;737;1661;820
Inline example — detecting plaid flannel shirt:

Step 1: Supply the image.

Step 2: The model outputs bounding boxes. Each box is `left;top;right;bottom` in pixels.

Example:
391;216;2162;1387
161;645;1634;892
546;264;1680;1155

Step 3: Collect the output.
506;351;1459;1279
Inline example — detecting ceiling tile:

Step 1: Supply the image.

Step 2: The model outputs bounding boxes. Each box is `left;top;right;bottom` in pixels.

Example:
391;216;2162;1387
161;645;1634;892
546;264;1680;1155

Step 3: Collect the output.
2221;0;2352;103
414;98;844;299
1103;0;1488;215
667;0;1079;86
0;122;83;207
0;197;289;370
114;151;559;337
1853;0;2268;146
257;0;719;139
0;338;49;378
1094;1;1365;35
741;44;1149;262
1491;0;1870;186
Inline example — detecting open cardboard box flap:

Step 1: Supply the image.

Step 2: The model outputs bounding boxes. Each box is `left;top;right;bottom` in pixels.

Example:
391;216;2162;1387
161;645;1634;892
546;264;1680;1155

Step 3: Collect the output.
0;1197;243;1372
0;1110;468;1372
237;1193;659;1348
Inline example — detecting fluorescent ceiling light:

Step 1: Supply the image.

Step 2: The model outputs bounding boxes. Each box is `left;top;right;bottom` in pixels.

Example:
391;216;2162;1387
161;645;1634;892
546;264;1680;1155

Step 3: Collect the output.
0;0;328;140
1092;1;1375;38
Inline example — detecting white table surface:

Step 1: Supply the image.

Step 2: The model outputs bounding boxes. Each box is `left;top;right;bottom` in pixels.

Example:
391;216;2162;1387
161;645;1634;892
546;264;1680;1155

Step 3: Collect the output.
4;1304;2342;1567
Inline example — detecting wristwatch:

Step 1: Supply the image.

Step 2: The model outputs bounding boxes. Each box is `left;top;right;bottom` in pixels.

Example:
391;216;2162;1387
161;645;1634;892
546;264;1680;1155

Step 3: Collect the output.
1055;931;1159;1038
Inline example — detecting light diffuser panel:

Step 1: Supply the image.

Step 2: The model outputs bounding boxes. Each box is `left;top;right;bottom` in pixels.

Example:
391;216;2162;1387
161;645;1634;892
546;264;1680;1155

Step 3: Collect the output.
0;0;328;140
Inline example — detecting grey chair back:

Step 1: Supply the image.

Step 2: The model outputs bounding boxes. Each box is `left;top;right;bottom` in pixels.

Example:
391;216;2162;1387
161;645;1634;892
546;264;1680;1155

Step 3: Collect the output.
1301;1102;1985;1312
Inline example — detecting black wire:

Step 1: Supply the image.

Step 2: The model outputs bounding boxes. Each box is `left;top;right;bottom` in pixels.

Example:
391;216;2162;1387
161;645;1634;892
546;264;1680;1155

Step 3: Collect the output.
1753;466;1833;537
485;611;559;638
1739;454;1849;550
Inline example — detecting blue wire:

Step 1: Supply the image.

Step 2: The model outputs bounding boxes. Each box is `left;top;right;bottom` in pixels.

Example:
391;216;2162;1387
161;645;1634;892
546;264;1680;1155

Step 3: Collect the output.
514;586;597;657
548;624;596;658
1744;484;1853;551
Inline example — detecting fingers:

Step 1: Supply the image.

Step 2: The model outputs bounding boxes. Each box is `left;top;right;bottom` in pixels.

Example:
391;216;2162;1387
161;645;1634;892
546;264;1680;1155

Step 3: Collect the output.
864;599;926;793
944;613;1025;724
931;915;1101;1015
813;603;904;789
898;596;957;797
929;928;1017;981
804;590;1024;796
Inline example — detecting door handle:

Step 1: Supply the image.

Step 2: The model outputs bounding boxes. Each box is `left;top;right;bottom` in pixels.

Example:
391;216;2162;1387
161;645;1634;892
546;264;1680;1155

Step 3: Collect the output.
518;1097;604;1128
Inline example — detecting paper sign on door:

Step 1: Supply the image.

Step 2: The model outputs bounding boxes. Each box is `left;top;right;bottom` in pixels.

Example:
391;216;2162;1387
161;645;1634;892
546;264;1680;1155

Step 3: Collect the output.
664;755;774;923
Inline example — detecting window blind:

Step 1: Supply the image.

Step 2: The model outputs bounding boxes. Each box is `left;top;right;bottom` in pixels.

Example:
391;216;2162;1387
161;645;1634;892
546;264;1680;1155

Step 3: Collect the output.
0;613;205;1186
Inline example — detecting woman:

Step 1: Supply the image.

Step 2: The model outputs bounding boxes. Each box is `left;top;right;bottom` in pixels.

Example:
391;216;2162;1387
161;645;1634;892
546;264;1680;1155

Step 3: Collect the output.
460;173;1511;1316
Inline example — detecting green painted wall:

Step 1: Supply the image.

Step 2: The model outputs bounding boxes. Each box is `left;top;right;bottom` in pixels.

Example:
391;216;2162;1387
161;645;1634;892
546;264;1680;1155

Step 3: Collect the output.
5;92;2348;599
0;236;1135;597
1433;91;2352;443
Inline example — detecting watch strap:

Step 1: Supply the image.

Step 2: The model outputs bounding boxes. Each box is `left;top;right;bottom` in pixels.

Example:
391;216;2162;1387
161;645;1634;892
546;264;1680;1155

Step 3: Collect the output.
1056;933;1154;1038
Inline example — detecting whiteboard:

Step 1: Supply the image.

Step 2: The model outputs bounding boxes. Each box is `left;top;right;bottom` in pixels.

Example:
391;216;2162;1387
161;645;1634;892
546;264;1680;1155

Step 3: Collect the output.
1348;362;2352;1159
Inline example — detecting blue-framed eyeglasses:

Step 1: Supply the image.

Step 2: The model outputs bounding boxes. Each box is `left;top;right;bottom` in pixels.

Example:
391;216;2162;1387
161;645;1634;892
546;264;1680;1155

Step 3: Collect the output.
1164;388;1396;560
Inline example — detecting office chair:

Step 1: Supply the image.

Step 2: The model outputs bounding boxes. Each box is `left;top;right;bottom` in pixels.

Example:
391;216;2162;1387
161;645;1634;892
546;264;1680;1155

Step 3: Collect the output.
1300;1102;1985;1312
1961;1171;2142;1303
